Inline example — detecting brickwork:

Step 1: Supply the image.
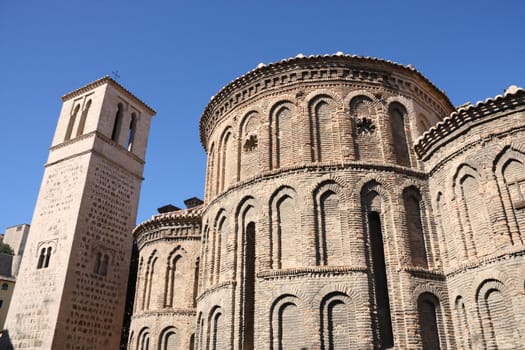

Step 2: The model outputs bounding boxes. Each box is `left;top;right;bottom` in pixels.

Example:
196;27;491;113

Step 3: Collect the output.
16;55;524;350
129;54;525;350
129;207;201;350
418;86;525;349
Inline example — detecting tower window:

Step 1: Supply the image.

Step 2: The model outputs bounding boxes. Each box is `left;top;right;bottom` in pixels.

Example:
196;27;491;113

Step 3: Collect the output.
94;252;109;276
64;105;80;141
44;247;52;268
127;113;137;151
76;99;91;137
1;283;7;291
111;103;124;143
37;246;53;269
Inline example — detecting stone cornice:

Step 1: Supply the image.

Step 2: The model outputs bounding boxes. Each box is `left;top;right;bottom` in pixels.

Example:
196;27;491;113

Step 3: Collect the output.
415;87;525;161
200;53;454;150
61;76;156;115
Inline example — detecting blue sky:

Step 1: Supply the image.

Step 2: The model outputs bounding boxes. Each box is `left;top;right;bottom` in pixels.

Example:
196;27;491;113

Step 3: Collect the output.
1;1;524;231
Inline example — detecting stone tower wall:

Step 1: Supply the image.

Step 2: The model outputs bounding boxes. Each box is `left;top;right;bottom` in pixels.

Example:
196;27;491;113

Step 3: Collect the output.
416;88;525;348
6;78;154;349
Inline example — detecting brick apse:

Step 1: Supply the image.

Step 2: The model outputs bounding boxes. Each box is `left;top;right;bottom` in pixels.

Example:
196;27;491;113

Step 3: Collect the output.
129;54;525;349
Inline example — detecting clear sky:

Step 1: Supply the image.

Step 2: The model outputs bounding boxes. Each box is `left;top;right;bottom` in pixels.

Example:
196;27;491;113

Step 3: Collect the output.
1;1;524;231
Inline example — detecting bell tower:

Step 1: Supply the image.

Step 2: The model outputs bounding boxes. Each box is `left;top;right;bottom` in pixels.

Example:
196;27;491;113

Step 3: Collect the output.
6;77;155;349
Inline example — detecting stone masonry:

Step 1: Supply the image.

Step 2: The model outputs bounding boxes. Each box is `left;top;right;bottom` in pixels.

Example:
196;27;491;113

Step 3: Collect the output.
5;77;155;349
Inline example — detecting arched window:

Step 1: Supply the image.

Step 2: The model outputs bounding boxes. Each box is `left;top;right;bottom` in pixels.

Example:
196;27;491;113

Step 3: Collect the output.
127;113;137;151
43;247;52;268
403;188;429;268
236;198;257;350
76;99;91;137
94;252;102;274
243;221;256;349
389;103;410;166
369;211;394;348
65;104;80;141
362;183;394;348
111;103;124;143
37;247;46;269
417;293;442;349
101;254;109;275
94;253;109;276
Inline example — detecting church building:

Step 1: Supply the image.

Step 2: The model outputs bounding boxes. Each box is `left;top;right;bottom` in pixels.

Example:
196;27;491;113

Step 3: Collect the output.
7;54;525;349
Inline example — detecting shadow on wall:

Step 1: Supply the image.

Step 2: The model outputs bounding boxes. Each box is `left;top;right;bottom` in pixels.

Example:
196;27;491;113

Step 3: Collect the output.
0;329;13;350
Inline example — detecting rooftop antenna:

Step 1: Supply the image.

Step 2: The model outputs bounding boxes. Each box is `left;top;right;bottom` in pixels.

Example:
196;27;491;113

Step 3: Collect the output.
111;70;120;80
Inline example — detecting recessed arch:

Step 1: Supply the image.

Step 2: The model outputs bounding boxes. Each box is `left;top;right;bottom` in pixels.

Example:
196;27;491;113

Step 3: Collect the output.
308;95;341;163
269;186;301;269
239;111;261;180
270;294;304;350
476;279;517;349
269;101;296;169
313;180;348;266
158;326;177;350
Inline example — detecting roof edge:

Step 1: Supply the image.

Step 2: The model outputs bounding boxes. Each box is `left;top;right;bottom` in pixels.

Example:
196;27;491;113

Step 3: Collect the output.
415;85;525;159
61;76;156;115
199;53;454;150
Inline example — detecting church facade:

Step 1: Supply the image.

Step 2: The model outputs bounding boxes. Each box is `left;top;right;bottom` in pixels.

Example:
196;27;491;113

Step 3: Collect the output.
128;54;525;349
